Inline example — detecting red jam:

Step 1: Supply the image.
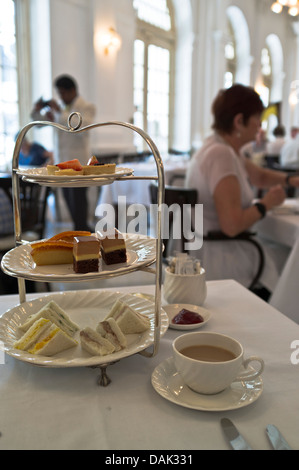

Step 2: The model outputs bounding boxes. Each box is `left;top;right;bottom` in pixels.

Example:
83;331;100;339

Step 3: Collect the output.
172;308;204;325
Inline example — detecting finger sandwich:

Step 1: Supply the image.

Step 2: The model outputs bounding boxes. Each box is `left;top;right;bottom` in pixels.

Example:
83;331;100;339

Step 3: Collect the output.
14;318;77;356
96;318;127;352
80;327;116;356
19;300;79;337
104;300;151;334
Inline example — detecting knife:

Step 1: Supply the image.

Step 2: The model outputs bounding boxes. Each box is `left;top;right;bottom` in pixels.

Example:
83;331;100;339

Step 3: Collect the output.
266;425;292;450
220;418;252;450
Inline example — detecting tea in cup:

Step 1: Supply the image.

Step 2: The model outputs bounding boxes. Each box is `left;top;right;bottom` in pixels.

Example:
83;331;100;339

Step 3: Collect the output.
172;332;264;394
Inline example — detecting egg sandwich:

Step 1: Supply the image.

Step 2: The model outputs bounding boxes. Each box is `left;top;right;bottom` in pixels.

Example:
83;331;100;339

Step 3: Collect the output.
14;318;77;356
20;300;79;337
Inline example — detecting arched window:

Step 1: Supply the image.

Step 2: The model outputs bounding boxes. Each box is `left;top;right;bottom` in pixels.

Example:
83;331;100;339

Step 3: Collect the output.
133;0;175;153
0;0;19;170
260;47;271;107
226;6;251;86
224;22;236;89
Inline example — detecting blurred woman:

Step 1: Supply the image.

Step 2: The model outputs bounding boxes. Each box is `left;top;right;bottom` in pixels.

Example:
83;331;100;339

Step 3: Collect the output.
186;84;299;298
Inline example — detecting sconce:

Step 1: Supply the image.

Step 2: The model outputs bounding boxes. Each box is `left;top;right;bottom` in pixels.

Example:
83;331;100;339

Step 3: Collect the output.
102;27;122;56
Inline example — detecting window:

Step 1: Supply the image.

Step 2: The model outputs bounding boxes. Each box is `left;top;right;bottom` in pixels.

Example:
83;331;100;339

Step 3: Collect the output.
224;22;236;89
0;0;19;171
133;0;174;153
260;47;272;107
133;0;171;31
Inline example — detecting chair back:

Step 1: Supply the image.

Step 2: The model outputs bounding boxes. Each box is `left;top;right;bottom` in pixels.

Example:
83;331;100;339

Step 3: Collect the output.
149;183;198;257
0;179;49;251
203;231;265;291
19;180;50;240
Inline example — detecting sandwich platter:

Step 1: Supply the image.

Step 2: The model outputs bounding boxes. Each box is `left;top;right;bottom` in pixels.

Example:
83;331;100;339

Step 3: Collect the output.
0;289;169;368
15;167;134;187
1;234;156;282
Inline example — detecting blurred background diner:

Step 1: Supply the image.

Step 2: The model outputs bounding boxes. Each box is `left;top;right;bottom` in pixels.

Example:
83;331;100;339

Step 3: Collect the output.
18;135;54;167
2;0;299;314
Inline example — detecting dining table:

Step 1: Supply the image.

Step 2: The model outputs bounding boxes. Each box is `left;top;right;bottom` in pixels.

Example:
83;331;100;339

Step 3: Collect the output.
99;156;188;208
0;279;298;451
254;199;299;323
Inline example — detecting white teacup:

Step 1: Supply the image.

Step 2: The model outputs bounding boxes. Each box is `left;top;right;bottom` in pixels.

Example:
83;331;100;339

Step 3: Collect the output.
164;267;207;306
173;332;264;395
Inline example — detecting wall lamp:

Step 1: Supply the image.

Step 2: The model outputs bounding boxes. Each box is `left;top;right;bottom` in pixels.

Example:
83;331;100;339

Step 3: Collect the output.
102;27;122;55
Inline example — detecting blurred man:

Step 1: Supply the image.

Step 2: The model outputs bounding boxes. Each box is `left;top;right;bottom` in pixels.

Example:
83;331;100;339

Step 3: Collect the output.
31;75;96;231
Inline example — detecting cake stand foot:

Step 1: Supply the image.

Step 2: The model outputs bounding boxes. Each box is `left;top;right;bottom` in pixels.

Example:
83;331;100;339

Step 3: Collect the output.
91;361;118;387
97;365;112;387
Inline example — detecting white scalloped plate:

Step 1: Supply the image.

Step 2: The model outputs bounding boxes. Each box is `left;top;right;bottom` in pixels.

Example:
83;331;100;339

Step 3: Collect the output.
0;290;168;368
1;234;156;282
16;167;134;187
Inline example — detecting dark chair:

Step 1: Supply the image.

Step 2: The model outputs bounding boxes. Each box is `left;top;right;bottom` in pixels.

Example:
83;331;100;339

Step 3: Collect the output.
149;184;266;293
264;154;280;169
0;179;50;251
0;179;50;294
18;180;50;240
203;231;265;291
149;183;198;257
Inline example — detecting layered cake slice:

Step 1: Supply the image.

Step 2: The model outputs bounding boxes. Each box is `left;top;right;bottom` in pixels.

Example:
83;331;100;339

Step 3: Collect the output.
73;235;101;273
30;231;91;266
97;229;127;265
31;241;74;266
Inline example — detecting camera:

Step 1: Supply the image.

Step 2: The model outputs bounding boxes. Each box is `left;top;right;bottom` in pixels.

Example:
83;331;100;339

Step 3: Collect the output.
41;99;52;108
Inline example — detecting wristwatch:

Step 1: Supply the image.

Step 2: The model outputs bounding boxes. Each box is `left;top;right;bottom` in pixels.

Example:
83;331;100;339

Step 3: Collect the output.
254;202;267;218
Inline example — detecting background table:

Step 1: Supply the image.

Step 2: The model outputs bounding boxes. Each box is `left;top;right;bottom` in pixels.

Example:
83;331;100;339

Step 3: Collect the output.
99;158;188;208
0;280;298;450
255;199;299;322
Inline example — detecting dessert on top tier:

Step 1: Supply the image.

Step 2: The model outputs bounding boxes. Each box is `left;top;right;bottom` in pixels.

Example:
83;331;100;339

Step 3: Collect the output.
47;157;116;176
97;229;127;265
82;156;116;175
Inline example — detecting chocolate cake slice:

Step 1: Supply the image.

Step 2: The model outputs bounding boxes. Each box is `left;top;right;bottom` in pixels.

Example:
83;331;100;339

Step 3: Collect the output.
73;236;101;273
97;229;127;265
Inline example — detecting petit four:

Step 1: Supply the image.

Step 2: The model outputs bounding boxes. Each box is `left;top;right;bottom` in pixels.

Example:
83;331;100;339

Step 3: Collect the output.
73;235;101;273
97;229;127;265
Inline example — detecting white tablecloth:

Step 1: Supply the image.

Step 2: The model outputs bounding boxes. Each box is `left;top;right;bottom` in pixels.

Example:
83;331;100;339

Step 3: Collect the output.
0;280;298;450
255;200;299;322
99;159;188;208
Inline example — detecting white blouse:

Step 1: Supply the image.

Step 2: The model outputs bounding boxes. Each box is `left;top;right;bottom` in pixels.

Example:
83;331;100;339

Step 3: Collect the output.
185;134;286;291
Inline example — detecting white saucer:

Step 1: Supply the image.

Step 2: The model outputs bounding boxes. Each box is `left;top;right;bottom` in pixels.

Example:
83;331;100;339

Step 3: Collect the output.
163;304;211;330
151;357;263;412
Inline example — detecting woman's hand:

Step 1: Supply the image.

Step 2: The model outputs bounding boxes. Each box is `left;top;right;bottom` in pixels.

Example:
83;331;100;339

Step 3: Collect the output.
261;185;286;210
